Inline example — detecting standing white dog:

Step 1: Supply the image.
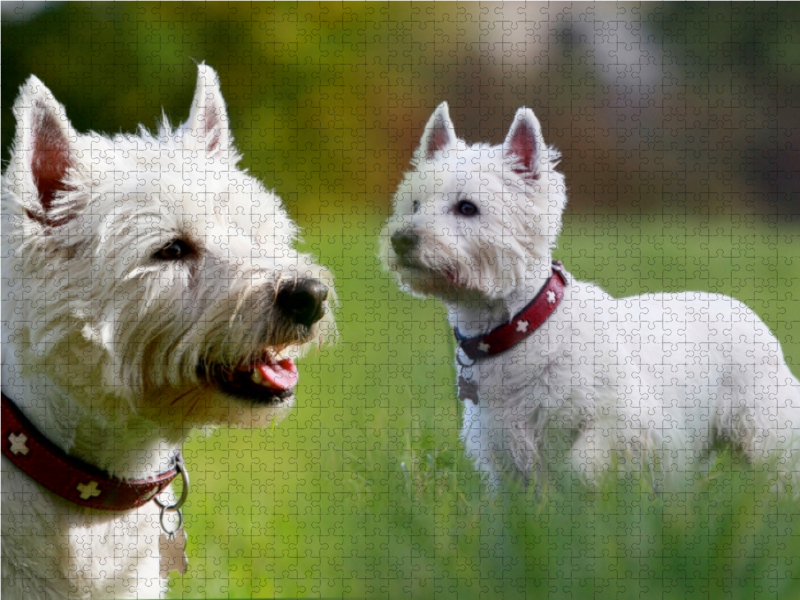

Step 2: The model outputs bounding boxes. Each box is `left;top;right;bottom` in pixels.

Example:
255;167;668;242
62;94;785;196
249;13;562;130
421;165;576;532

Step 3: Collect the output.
2;65;334;599
382;102;800;489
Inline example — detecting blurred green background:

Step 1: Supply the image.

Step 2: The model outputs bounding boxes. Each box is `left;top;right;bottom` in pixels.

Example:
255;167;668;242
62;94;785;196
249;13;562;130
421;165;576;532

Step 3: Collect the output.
3;3;800;599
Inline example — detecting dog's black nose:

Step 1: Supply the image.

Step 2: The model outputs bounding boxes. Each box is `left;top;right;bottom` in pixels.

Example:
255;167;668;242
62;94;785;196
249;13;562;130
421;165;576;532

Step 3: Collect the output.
276;279;329;327
391;231;418;256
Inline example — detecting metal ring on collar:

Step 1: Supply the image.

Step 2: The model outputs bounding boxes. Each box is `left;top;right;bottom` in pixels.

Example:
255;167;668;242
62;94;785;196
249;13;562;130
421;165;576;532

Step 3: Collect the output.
159;503;184;536
155;453;189;512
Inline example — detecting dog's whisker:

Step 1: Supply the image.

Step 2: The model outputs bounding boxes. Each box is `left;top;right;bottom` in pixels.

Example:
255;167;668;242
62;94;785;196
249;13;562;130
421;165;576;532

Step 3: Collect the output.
180;392;203;427
169;386;198;407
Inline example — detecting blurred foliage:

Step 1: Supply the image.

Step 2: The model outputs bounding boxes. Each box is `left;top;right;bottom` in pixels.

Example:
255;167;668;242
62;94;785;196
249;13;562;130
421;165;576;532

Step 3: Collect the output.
3;2;800;219
650;3;800;217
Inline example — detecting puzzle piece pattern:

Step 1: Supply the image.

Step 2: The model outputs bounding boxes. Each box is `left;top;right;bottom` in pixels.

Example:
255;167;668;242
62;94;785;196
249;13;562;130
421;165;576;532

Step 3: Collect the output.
2;3;800;599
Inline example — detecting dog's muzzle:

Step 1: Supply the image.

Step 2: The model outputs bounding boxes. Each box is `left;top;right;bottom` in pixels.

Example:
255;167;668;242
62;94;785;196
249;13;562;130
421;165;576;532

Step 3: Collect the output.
197;278;329;405
391;231;419;259
276;278;329;327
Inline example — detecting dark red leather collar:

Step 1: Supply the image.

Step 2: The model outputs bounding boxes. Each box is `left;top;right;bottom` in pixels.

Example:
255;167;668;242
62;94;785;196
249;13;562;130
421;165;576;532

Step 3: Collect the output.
1;392;180;511
455;261;567;361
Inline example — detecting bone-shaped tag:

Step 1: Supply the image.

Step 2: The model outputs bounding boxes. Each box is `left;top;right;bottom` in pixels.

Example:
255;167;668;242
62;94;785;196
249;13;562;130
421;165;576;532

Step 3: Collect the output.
159;529;188;578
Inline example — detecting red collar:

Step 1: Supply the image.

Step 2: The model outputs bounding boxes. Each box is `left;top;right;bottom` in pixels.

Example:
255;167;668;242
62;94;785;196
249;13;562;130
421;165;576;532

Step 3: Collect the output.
1;392;181;511
455;261;568;362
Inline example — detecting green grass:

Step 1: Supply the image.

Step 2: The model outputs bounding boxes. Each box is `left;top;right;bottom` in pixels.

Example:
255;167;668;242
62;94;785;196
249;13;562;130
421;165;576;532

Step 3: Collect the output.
167;212;800;599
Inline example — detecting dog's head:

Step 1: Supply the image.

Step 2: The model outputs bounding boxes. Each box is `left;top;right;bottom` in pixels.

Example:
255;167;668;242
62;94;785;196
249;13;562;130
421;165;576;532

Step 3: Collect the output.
381;103;567;303
2;65;335;429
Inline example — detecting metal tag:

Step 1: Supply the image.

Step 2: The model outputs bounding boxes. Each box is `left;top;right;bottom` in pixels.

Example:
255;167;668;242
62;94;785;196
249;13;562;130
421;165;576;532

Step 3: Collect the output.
457;375;479;405
159;528;188;578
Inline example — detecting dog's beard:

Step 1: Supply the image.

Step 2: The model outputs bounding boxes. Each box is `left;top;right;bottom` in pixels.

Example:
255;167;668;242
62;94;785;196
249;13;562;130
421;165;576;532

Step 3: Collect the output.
392;251;465;298
123;337;325;430
94;286;333;430
391;241;519;303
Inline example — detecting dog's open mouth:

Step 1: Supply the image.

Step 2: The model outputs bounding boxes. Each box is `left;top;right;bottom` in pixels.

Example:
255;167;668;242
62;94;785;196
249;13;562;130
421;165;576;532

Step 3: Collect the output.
442;267;459;285
200;354;299;404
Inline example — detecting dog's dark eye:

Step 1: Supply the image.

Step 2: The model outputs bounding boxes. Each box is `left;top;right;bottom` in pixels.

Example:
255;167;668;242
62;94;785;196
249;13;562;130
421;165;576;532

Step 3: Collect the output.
412;200;420;214
155;239;192;261
457;200;479;216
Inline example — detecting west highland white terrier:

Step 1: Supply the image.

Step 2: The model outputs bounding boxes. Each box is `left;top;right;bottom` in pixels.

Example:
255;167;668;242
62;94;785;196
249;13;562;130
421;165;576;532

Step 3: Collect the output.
382;102;800;490
1;65;334;599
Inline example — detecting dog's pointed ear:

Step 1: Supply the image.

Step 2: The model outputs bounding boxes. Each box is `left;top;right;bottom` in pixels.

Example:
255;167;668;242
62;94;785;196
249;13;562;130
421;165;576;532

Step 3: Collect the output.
9;76;78;225
414;102;456;162
183;64;231;156
503;108;545;179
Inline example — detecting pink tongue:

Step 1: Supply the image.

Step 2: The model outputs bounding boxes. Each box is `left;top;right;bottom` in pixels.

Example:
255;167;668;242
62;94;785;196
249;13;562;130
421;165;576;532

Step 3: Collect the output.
257;358;298;391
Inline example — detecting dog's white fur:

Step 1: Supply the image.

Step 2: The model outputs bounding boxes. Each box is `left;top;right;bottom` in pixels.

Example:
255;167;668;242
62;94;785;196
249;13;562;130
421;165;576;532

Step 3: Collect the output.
382;102;800;489
1;65;333;599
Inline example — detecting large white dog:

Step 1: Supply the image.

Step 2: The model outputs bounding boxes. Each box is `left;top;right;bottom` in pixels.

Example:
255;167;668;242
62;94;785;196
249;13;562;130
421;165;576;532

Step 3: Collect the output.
382;102;800;489
2;65;333;599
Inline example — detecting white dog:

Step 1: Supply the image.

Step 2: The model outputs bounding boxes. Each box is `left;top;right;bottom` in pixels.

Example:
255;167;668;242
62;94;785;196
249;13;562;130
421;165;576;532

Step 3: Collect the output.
382;102;800;489
1;65;334;599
